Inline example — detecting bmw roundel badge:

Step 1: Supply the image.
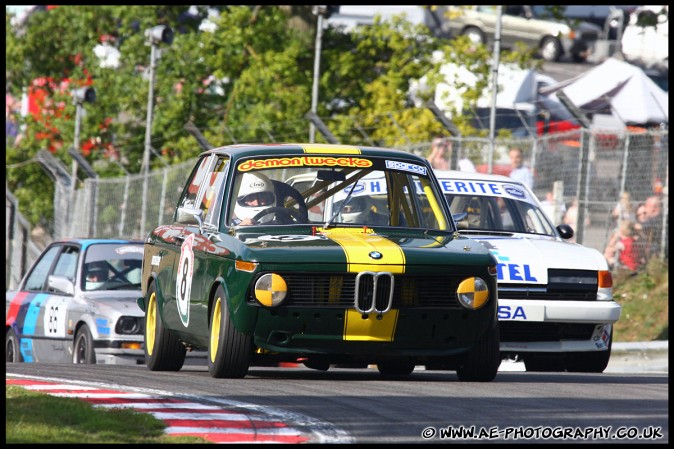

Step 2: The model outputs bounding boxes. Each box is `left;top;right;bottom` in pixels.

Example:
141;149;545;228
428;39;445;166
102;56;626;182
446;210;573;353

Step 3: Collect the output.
369;251;383;260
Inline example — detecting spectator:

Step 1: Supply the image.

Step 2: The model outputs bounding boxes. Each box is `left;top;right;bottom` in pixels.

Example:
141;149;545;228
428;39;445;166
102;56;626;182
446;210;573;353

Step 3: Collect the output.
604;220;644;272
457;149;477;172
563;198;590;243
611;191;634;228
638;195;663;260
427;137;450;170
508;147;533;188
540;191;566;226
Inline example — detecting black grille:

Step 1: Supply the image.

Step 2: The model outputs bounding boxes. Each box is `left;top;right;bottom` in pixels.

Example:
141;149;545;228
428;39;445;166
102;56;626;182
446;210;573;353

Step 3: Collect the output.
498;284;597;301
254;273;463;309
501;321;596;342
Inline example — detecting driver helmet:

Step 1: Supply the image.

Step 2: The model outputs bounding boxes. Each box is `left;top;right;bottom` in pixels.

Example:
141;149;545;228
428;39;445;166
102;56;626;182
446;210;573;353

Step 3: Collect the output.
234;172;276;224
338;196;375;224
85;261;109;290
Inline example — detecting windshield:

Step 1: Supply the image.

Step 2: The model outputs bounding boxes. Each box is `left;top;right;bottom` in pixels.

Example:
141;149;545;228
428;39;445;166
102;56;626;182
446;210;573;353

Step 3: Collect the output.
82;243;144;291
437;178;556;236
228;155;451;231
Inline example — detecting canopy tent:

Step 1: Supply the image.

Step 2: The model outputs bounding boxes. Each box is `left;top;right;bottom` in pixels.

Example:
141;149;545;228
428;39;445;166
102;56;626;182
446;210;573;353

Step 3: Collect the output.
540;57;669;125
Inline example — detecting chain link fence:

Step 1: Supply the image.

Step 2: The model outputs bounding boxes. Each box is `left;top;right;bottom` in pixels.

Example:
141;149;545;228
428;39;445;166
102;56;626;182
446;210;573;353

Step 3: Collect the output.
6;127;668;288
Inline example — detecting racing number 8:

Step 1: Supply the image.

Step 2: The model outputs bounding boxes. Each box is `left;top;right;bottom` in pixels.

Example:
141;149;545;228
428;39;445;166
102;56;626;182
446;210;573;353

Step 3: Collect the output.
180;259;189;298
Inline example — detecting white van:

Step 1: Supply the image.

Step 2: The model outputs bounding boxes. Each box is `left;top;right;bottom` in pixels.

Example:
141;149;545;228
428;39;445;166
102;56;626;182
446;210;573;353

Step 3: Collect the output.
621;5;668;68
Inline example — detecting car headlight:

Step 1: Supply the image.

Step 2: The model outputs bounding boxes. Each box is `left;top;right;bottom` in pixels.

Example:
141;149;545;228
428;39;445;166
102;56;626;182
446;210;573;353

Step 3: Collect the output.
254;273;288;307
456;277;490;310
115;316;144;335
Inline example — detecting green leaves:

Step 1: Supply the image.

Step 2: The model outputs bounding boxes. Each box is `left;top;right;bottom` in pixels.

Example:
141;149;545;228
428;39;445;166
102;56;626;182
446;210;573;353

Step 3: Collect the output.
6;6;538;228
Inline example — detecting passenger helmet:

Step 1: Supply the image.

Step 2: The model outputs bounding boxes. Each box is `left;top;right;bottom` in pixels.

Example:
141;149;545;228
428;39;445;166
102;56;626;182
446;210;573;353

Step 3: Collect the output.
338;196;374;224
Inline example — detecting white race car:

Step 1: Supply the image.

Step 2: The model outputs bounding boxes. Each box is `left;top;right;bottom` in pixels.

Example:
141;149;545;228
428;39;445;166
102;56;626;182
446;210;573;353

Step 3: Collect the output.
434;170;622;372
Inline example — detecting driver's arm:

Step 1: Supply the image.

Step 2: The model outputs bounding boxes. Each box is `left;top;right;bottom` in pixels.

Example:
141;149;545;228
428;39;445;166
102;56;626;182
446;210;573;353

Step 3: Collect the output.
232;217;255;226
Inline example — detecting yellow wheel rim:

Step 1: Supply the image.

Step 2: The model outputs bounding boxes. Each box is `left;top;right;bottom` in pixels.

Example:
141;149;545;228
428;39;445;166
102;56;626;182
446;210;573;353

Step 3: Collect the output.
146;290;156;356
210;296;222;364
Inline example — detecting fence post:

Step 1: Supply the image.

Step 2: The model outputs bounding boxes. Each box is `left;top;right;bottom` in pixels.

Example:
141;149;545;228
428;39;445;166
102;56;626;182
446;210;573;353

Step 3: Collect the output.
574;130;590;244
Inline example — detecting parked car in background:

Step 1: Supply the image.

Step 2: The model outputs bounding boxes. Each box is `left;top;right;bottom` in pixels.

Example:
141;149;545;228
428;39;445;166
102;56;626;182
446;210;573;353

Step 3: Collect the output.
139;143;501;381
445;5;602;62
6;239;146;364
561;5;638;40
434;170;622;372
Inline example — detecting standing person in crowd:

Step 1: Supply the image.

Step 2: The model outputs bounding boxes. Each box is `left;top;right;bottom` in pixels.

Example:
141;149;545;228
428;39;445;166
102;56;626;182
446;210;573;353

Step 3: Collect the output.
508;147;533;188
540;191;566;226
563;198;590;243
611;191;634;229
604;220;644;272
427;137;450;170
637;195;663;260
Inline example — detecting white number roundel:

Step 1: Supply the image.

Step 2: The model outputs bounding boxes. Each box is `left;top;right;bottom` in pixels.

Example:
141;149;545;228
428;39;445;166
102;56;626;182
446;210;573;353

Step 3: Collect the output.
176;233;195;327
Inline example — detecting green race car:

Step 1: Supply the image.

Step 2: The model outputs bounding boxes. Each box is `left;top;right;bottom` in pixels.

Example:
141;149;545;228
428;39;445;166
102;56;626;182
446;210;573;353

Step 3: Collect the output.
139;143;500;381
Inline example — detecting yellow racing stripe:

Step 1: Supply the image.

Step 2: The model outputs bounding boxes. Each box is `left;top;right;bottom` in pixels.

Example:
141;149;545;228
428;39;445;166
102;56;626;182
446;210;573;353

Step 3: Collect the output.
318;227;405;273
318;227;404;342
301;144;361;154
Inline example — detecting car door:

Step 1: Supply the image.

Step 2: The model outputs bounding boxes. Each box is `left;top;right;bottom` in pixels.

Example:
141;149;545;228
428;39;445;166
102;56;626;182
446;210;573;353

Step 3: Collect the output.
501;5;539;49
167;154;229;337
7;243;80;362
152;154;215;332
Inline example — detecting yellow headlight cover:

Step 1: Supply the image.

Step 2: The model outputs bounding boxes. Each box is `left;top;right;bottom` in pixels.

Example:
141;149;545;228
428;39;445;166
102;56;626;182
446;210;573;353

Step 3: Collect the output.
457;277;489;310
254;273;288;307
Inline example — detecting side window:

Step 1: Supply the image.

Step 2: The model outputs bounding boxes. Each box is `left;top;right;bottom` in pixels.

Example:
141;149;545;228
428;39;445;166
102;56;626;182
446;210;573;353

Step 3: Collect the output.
52;246;79;282
24;245;61;291
177;156;212;213
201;156;229;225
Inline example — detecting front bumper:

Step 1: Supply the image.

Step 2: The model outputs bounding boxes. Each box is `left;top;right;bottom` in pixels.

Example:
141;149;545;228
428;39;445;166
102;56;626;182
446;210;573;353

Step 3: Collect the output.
498;299;621;323
498;298;620;353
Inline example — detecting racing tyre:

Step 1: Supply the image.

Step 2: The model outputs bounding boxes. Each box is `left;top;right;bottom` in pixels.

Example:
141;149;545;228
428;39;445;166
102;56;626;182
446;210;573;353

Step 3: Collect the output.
207;285;252;378
377;360;416;377
6;328;23;363
523;353;565;372
456;323;501;382
145;282;186;371
73;325;96;364
564;333;613;373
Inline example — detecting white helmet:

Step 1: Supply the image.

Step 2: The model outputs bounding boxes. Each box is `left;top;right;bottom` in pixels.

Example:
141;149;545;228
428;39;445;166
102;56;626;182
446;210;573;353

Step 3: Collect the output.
234;172;276;224
337;196;375;224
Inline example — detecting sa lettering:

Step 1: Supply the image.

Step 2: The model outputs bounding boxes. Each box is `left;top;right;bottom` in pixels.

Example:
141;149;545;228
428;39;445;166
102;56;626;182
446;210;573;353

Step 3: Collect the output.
498;305;527;320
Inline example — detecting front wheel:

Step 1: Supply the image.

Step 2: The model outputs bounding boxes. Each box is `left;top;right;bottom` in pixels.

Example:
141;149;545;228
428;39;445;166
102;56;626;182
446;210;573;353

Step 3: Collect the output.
6;328;23;363
207;285;252;378
540;36;562;62
462;26;485;45
145;281;186;371
564;333;613;373
73;325;96;364
456;324;501;382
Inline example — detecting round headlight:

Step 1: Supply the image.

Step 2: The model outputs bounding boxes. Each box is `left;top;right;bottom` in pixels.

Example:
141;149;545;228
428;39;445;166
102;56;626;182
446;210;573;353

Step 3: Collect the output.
116;316;143;335
456;277;489;310
254;273;288;307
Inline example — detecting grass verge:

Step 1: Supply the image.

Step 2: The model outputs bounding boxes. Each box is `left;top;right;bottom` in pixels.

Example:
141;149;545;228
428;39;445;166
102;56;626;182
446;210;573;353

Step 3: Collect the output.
5;385;208;444
612;258;668;342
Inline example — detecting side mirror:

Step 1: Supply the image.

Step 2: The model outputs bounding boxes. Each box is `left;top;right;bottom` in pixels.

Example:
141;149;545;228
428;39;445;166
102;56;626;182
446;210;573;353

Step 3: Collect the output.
557;224;574;240
176;206;202;224
48;275;75;295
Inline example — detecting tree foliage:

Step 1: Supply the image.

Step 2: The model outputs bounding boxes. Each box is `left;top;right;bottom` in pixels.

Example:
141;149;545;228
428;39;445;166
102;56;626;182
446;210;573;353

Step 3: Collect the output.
6;5;537;229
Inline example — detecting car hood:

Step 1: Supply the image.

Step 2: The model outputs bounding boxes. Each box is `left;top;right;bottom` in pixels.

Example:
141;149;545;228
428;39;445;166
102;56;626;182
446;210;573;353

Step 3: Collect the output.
468;234;608;285
234;228;495;270
79;291;144;316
